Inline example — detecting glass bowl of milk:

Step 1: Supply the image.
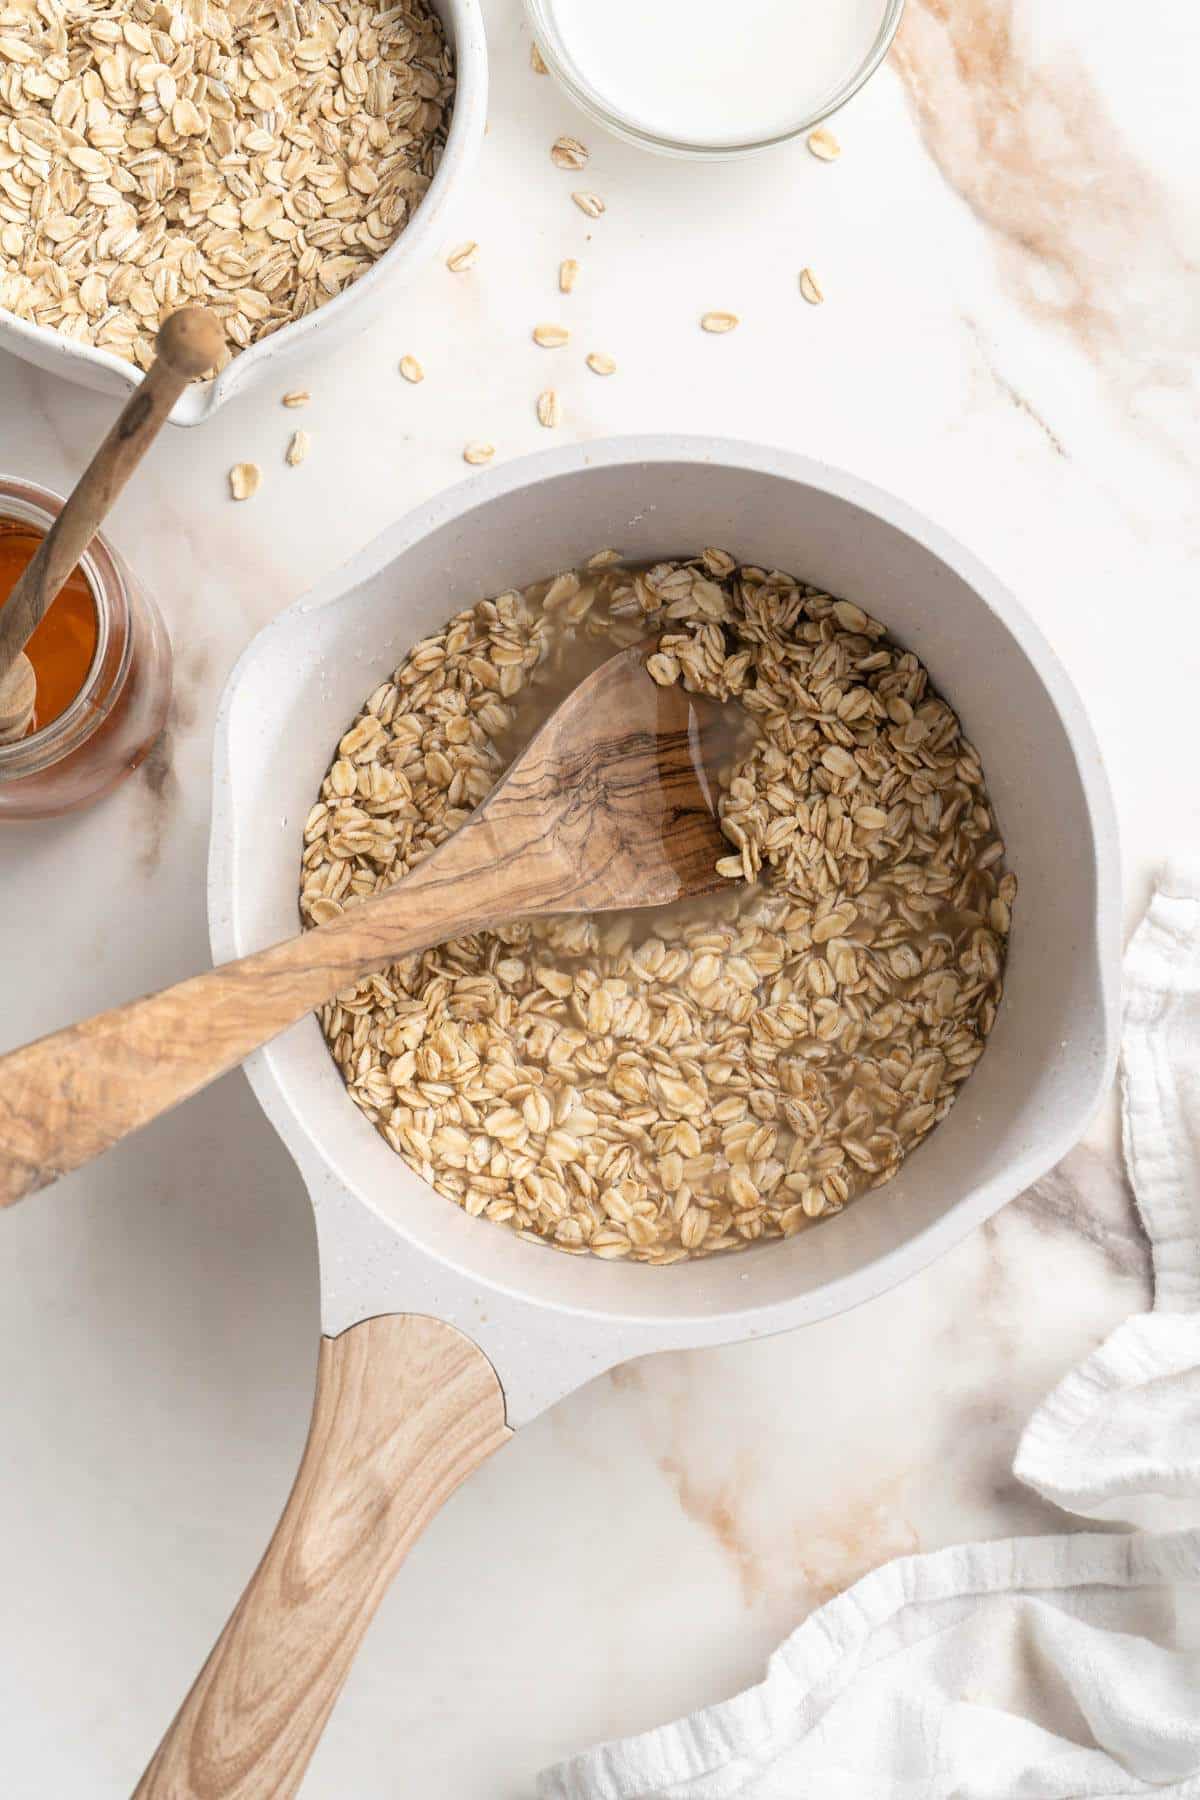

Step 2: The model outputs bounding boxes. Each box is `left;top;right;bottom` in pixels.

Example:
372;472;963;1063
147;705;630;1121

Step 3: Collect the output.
526;0;904;159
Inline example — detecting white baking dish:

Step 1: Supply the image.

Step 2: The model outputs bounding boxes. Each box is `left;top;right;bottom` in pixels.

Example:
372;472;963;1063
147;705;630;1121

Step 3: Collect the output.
0;0;487;427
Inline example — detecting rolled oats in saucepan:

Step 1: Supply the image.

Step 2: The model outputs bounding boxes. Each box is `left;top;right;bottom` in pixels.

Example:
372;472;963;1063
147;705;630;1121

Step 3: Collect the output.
0;0;454;372
300;555;1014;1264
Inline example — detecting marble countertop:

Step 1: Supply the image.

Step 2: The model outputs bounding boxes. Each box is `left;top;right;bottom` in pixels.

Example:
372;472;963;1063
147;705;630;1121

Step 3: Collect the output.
2;0;1197;1792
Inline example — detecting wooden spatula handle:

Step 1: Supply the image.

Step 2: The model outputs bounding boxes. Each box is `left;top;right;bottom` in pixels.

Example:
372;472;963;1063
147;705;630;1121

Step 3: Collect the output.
0;308;223;682
0;929;348;1207
134;1314;510;1800
0;642;726;1206
0;823;511;1208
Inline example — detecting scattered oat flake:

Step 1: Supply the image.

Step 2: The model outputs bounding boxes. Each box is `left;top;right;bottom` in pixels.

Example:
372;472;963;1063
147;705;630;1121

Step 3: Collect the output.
282;390;310;408
229;462;261;501
536;389;562;429
586;351;616;376
400;354;425;383
286;429;310;467
531;40;548;73
807;128;841;161
559;258;579;294
446;240;479;273
551;135;589;171
799;268;825;305
463;441;495;465
533;322;569;348
571;191;605;218
701;311;739;334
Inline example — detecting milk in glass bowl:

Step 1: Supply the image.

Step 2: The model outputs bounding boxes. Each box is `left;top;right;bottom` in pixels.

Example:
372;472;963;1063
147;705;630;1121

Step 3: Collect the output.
525;0;903;159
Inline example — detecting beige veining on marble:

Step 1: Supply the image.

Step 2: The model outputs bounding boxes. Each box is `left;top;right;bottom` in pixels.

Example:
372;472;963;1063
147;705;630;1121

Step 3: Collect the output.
657;1426;921;1617
612;1137;1149;1639
892;0;1200;440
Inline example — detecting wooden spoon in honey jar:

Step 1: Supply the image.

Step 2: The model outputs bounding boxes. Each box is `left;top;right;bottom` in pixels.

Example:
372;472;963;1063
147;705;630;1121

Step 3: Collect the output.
0;646;735;1206
0;307;224;744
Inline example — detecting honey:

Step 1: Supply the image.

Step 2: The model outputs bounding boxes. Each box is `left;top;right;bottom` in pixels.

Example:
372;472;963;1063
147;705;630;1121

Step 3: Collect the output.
0;476;172;820
0;523;98;731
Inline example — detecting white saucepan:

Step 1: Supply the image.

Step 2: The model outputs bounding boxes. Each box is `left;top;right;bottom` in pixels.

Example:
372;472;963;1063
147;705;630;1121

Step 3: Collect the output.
139;438;1119;1795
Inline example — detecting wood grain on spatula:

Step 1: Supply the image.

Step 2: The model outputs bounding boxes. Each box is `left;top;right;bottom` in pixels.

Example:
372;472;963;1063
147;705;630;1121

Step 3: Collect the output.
134;1314;511;1800
0;307;223;743
0;645;733;1205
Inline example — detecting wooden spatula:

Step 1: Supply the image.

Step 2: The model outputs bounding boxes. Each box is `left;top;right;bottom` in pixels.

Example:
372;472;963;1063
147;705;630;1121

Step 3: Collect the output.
0;645;734;1206
0;307;223;743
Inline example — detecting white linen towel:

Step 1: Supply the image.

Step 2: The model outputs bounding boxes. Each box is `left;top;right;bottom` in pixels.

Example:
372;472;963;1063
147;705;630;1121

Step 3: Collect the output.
540;864;1200;1800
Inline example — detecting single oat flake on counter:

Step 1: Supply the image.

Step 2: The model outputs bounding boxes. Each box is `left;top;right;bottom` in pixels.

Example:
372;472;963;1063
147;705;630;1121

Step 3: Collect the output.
807;128;841;161
300;555;1014;1265
536;388;561;428
0;0;455;373
550;135;589;170
228;461;261;501
800;268;825;305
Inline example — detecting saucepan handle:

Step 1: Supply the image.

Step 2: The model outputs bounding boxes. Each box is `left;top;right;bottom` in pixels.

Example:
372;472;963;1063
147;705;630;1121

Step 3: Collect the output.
133;1314;510;1799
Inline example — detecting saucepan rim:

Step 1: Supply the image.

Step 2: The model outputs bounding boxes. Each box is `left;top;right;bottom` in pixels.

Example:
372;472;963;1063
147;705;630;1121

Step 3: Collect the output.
209;435;1121;1351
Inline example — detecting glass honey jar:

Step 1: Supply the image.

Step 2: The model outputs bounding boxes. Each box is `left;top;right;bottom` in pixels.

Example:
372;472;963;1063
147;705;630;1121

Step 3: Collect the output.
0;475;171;820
